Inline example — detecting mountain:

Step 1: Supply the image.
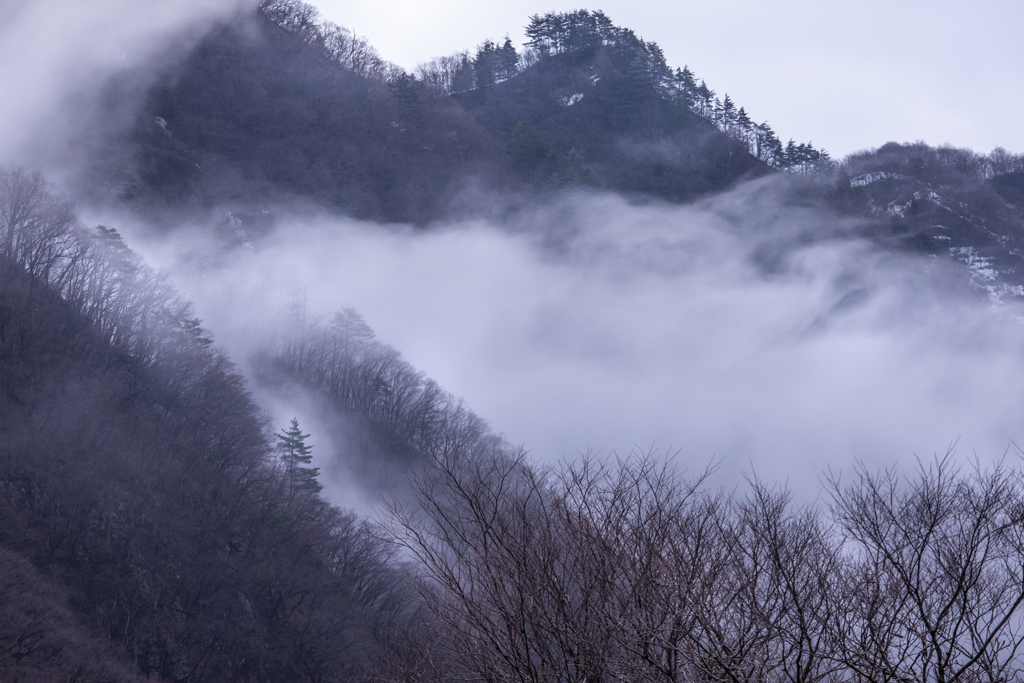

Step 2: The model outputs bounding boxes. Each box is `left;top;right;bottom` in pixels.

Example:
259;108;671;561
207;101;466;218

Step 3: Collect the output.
8;2;1024;682
78;4;775;228
79;0;1024;307
0;169;411;681
839;142;1024;299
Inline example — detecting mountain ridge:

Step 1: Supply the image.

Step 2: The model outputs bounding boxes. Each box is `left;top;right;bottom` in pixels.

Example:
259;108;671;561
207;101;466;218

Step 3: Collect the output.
7;3;1024;681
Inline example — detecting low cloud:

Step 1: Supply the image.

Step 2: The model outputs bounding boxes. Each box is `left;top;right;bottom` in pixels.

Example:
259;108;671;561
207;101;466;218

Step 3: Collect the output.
0;0;251;168
116;179;1024;498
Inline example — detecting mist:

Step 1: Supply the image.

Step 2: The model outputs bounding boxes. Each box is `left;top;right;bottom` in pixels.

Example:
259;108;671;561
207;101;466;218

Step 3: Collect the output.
5;0;1024;501
105;178;1024;498
0;0;251;169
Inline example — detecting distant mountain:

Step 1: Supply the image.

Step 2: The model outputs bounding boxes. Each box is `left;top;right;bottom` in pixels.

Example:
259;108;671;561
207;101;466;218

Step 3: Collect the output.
79;4;781;227
835;142;1024;300
64;0;1024;313
78;0;1024;310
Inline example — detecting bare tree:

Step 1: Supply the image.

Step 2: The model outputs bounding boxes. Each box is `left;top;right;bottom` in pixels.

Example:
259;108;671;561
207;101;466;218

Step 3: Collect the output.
415;53;474;95
828;454;1024;683
383;448;725;683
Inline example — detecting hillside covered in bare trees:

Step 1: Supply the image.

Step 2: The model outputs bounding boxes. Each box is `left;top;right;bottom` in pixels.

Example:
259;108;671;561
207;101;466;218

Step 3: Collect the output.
6;168;1024;681
7;1;1024;682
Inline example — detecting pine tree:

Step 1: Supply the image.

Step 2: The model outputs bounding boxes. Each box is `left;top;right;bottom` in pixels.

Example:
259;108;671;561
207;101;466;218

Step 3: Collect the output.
498;37;519;81
674;66;698;109
388;71;420;125
735;107;753;148
696;81;715;119
783;139;799;169
720;94;737;131
473;39;497;89
277;418;322;496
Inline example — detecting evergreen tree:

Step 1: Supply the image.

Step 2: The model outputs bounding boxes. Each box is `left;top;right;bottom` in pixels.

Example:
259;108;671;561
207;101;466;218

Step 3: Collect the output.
782;139;799;169
388;71;420;125
674;66;698;109
754;122;782;166
525;10;613;56
473;39;497;89
508;121;550;173
331;307;375;347
696;81;715;118
277;418;322;496
735;106;753;147
720;94;737;131
498;37;519;81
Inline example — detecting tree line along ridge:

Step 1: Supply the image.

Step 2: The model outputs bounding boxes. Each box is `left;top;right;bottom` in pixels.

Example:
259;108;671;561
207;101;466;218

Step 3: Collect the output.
260;1;832;173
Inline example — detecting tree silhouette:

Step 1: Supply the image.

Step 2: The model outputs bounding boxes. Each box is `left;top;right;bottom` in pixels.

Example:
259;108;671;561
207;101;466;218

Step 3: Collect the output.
277;418;322;496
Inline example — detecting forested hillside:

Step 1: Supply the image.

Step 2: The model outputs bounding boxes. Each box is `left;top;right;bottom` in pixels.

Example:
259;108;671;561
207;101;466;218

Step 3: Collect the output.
78;0;1024;297
9;1;1024;681
837;142;1024;297
79;2;834;226
12;166;1024;683
0;169;411;681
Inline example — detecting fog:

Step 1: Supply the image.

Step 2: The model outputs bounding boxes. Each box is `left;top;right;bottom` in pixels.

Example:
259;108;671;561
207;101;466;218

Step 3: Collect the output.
110;180;1024;497
0;0;251;167
6;0;1024;500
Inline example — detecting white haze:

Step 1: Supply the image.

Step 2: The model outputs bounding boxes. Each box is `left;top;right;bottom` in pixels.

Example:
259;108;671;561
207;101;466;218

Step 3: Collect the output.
0;0;251;167
6;0;1023;499
116;181;1024;497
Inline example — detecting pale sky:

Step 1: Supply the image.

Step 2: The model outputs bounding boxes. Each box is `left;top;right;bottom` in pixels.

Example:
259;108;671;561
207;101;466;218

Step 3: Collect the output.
312;0;1024;159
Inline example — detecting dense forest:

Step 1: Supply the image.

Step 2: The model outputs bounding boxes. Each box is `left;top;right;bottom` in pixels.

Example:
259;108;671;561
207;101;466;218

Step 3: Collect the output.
7;0;1024;681
8;170;1024;682
81;1;825;225
0;168;411;681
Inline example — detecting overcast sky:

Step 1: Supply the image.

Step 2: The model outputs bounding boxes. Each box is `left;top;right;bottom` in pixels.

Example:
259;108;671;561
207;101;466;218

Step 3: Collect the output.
312;0;1024;159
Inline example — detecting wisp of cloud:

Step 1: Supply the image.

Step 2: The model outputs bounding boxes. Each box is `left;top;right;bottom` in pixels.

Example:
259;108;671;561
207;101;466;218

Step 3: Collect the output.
116;178;1024;499
0;0;251;169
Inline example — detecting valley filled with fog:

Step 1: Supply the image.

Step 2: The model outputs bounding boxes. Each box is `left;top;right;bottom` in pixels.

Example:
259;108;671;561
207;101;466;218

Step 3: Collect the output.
96;179;1024;503
5;0;1024;681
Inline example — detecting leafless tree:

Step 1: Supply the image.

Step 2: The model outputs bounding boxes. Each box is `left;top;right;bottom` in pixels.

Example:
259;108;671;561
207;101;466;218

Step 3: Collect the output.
828;454;1024;683
415;53;474;95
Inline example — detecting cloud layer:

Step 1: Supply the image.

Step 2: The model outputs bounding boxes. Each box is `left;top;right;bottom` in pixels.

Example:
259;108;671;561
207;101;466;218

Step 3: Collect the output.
119;180;1024;497
0;0;251;167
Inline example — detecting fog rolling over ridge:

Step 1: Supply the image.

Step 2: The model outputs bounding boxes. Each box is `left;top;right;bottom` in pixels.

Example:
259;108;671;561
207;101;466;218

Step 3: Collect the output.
118;178;1024;496
0;0;250;168
13;2;1024;679
4;0;1023;495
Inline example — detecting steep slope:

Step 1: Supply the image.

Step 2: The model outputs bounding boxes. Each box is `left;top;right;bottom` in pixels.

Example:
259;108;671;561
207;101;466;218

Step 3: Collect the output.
79;5;770;227
92;11;503;226
454;27;766;200
0;169;410;682
0;528;147;682
838;142;1024;301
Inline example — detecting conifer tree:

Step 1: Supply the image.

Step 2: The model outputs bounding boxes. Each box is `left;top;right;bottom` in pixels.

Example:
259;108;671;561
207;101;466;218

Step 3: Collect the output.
473;39;497;89
674;66;698;109
331;308;375;353
388;71;420;125
735;107;753;147
277;418;322;496
498;37;519;81
720;94;737;131
696;81;715;118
